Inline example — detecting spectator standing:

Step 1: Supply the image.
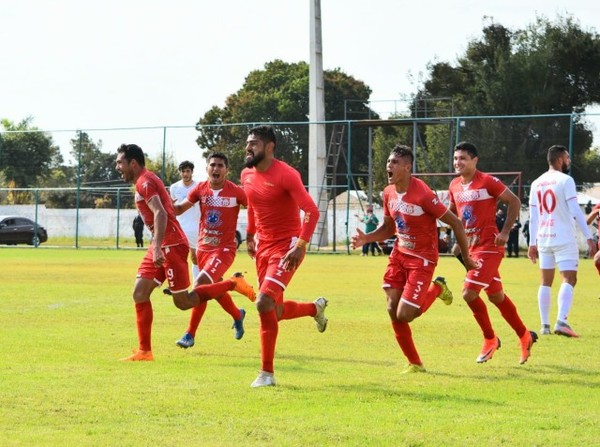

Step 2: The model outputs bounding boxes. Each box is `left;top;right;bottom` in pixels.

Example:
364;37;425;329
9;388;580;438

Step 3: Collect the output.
507;220;522;257
133;214;144;247
355;207;382;255
495;208;506;232
522;219;530;246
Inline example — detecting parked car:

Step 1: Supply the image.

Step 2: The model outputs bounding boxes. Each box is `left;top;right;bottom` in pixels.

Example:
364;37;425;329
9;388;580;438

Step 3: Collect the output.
379;235;396;255
0;215;48;246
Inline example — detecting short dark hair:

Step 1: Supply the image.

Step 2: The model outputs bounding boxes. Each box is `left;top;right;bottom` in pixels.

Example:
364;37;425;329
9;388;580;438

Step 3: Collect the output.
117;144;145;167
248;125;277;147
208;152;229;168
178;160;194;171
390;144;414;164
547;144;568;165
455;141;478;158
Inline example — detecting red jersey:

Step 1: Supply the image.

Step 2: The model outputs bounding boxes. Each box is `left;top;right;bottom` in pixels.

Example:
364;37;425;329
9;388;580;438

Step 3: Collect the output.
186;179;247;251
241;159;319;244
448;170;507;253
383;177;448;264
135;169;187;247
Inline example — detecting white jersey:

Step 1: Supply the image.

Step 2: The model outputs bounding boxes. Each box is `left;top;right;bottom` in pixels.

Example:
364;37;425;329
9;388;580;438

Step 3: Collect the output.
529;170;589;248
169;179;200;247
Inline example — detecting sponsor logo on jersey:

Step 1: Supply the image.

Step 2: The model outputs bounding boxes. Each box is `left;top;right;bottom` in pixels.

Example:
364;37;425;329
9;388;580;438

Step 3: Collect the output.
206;209;223;229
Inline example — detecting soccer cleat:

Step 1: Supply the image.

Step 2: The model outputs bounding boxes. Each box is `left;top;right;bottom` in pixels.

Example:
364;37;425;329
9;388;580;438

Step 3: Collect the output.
232;308;246;340
176;332;195;349
433;276;453;305
554;320;579;338
476;336;501;363
540;324;551;335
519;330;538;365
250;370;276;388
401;363;426;374
119;349;154;361
230;272;256;302
313;297;328;333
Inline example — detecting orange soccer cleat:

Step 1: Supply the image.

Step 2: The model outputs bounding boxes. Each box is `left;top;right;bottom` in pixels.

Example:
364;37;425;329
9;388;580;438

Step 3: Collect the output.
476;336;501;363
519;330;538;365
119;349;154;361
230;272;256;302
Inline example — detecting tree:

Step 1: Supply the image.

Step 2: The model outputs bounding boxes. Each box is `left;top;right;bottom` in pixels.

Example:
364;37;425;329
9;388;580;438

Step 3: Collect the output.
145;152;180;186
0;117;61;191
195;60;375;187
417;15;600;184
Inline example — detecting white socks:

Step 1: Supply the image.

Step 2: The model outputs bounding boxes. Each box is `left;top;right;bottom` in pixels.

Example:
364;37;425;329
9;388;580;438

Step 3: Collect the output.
538;283;575;325
557;283;575;323
538;285;552;326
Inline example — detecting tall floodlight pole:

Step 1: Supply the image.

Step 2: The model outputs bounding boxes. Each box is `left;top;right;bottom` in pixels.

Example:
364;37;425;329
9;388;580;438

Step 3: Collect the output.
309;0;327;246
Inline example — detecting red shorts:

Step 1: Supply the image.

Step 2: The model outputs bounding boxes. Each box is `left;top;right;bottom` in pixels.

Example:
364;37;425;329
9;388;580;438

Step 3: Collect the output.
137;243;190;293
255;238;304;304
196;248;236;283
382;252;436;309
464;250;503;295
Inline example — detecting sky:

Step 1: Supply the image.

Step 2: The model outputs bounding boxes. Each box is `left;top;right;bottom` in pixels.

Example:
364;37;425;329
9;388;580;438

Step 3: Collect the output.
2;0;600;177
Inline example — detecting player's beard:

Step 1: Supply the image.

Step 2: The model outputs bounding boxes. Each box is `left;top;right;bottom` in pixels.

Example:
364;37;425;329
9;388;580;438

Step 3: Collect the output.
561;162;570;174
244;151;264;168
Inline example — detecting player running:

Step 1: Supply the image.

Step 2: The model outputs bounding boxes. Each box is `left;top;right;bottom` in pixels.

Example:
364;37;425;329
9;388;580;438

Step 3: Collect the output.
241;125;328;388
448;141;537;365
172;153;253;348
352;144;476;373
115;144;253;361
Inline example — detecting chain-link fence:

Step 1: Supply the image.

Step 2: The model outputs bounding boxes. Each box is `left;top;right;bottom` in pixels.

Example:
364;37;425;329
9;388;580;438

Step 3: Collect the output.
1;113;599;250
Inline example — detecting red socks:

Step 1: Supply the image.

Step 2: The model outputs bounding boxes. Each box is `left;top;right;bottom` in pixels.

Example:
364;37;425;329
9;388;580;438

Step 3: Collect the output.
216;292;242;321
135;301;153;351
193;280;235;301
186;292;241;338
468;297;495;339
186;301;207;337
493;294;526;338
391;321;422;365
279;300;316;320
259;310;279;373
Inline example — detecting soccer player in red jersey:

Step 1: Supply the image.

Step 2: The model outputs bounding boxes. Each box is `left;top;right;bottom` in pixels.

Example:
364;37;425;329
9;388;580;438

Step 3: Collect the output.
241;125;328;388
172;153;254;349
448;141;537;365
115;144;254;361
351;144;476;373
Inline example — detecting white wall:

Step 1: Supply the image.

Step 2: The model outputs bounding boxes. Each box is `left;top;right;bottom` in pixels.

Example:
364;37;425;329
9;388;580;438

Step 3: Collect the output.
1;204;595;251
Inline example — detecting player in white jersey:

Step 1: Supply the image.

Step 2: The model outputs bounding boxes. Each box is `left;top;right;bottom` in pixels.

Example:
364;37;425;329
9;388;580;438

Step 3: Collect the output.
170;161;201;280
528;145;597;338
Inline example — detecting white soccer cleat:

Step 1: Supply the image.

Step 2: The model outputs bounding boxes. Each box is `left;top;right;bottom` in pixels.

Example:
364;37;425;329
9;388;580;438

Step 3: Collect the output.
251;370;276;388
313;297;328;333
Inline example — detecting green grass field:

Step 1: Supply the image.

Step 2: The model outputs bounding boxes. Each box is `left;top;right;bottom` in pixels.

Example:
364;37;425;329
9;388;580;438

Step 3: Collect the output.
1;248;599;446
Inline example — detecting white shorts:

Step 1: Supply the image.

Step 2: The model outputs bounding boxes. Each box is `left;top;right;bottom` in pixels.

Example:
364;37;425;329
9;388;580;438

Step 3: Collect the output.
538;244;579;272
